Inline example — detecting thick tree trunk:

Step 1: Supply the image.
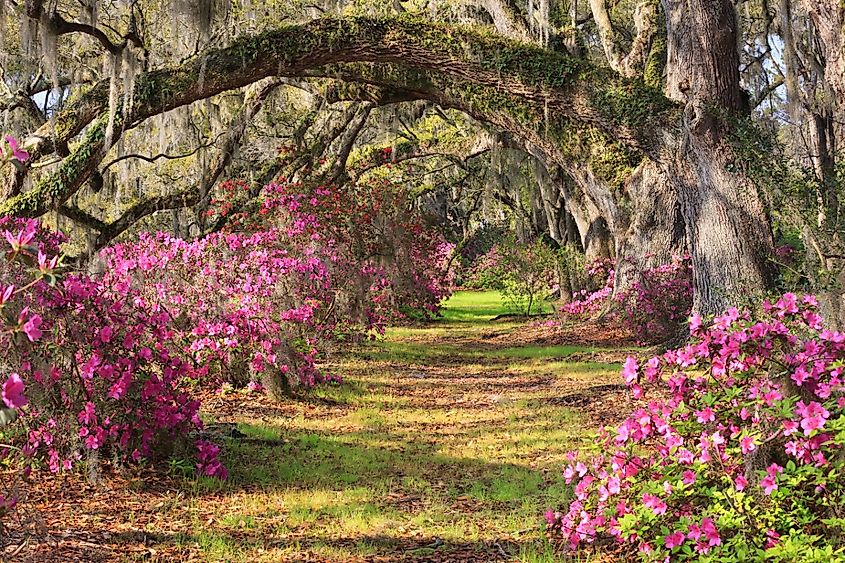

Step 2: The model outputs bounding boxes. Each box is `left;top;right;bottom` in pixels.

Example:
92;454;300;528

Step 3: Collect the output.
660;0;776;315
662;0;742;109
800;0;845;103
614;160;686;295
665;137;775;315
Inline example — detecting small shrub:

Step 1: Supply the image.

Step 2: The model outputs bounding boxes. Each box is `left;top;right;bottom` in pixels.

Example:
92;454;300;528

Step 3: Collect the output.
467;236;557;315
548;294;845;561
616;256;692;344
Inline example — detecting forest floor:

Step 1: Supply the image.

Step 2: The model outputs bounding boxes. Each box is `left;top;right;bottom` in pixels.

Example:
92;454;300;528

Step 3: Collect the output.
16;291;639;562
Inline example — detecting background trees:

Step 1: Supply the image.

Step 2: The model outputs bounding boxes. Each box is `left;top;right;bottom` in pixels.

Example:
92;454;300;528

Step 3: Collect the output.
0;0;842;319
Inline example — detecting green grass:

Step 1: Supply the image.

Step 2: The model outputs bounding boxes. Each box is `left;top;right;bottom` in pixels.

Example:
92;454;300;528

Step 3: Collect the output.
438;290;553;323
439;290;513;323
146;291;627;562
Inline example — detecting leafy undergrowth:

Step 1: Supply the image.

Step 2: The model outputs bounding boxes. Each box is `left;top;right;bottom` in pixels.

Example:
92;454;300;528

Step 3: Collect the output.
12;291;636;562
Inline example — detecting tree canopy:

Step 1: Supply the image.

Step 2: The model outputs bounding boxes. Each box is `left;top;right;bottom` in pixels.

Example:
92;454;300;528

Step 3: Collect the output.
1;0;844;317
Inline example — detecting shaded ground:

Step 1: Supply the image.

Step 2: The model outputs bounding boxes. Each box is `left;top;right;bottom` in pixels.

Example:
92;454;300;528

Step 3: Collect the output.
9;291;636;562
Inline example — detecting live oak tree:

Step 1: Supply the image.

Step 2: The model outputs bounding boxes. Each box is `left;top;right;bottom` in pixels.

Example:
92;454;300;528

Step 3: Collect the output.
1;0;843;318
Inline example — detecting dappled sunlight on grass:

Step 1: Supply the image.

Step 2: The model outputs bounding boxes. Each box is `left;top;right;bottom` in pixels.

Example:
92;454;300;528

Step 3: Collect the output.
147;291;632;561
439;290;513;323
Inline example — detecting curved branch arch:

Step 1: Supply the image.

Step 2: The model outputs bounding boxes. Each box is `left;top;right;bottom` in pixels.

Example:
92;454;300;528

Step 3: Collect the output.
2;10;775;316
2;14;676;217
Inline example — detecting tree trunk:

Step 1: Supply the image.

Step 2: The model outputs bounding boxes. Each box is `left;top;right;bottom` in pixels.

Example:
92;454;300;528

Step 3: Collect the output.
666;136;776;315
660;0;776;315
800;0;845;103
614;160;686;295
808;110;837;226
662;0;742;109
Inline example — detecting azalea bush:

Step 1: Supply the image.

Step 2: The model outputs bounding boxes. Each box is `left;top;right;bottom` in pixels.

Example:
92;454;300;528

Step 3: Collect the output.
463;236;557;315
0;217;220;478
99;228;340;397
95;178;454;402
559;257;692;345
0;170;454;487
560;258;615;317
617;256;693;344
548;293;845;561
214;178;453;322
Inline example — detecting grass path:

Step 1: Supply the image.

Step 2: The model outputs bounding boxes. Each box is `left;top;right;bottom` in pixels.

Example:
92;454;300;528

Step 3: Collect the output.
24;291;633;562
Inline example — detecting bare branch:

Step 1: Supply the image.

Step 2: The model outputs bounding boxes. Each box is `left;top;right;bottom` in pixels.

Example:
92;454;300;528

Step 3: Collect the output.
100;131;228;171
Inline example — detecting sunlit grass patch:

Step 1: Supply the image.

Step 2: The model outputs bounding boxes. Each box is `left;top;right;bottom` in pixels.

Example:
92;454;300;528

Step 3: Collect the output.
440;290;512;323
492;344;593;359
173;291;628;561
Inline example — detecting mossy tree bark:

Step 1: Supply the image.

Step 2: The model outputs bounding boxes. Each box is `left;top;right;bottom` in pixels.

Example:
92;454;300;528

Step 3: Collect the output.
3;13;775;315
613;160;685;295
659;0;776;315
799;0;845;104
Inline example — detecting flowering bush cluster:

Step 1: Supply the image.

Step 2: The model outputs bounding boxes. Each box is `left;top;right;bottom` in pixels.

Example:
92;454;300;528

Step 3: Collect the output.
213;178;453;321
1;217;213;477
617;256;693;344
548;294;845;561
0;168;453;492
559;257;692;345
560;258;615;316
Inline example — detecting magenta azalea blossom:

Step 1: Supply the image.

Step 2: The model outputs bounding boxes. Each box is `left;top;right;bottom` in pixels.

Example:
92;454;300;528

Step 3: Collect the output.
22;313;43;342
3;136;29;163
0;285;13;305
740;435;756;454
700;518;721;547
2;374;27;409
795;401;830;435
642;493;667;515
622;357;638;385
664;531;685;549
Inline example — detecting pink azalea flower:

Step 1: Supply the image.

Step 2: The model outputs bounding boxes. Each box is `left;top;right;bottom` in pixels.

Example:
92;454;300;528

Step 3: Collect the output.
622;357;638;385
682;470;696;485
3;136;29;162
695;407;715;424
795;401;830;435
765;529;781;549
782;419;799;436
701;518;721;546
740;435;756;454
664;531;685;549
2;373;27;409
98;326;113;344
760;464;783;495
677;448;694;464
642;493;667;515
689;313;703;333
21;311;43;342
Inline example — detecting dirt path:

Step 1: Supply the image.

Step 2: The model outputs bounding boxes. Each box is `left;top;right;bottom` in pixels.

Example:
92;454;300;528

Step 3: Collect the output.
14;293;634;562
